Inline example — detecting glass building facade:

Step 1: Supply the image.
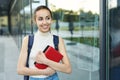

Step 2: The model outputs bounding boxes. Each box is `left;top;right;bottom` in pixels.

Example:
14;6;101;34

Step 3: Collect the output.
7;0;120;80
100;0;120;80
0;0;120;80
10;0;100;80
108;0;120;80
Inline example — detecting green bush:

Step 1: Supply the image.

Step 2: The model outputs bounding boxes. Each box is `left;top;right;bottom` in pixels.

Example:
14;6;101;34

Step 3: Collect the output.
64;37;99;47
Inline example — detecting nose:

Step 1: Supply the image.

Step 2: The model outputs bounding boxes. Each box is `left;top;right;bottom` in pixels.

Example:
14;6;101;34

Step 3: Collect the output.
42;19;47;24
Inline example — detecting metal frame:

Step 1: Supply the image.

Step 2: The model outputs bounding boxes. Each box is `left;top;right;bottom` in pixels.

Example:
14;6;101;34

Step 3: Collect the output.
100;0;109;80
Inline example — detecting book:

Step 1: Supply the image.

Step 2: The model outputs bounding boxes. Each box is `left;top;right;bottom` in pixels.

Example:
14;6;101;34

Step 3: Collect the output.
34;45;63;69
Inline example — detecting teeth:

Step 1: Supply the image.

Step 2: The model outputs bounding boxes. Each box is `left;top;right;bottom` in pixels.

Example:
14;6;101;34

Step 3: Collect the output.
43;26;48;29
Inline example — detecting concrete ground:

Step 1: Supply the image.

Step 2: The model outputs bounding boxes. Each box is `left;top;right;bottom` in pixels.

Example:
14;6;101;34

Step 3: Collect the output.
0;36;22;80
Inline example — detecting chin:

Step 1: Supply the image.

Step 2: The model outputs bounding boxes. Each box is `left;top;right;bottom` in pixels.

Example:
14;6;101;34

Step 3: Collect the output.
39;28;49;32
44;28;50;32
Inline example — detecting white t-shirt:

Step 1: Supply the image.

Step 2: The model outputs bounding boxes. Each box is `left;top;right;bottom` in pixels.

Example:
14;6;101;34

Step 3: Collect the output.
29;30;54;78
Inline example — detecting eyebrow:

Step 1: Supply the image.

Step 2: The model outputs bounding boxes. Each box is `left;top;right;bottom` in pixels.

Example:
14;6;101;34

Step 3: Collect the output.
37;14;51;17
37;16;51;18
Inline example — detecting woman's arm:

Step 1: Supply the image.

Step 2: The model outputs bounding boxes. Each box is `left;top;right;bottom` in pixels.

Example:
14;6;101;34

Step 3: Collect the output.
36;37;72;74
17;36;55;76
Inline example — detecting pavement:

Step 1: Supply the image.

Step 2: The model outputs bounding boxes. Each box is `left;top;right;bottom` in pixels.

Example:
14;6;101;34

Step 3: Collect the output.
0;34;100;80
0;36;22;80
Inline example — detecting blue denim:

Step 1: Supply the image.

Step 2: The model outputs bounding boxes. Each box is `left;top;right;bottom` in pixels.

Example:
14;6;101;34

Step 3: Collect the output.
29;73;59;80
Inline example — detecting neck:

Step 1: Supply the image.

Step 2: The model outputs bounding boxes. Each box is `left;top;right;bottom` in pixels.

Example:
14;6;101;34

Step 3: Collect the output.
37;30;50;36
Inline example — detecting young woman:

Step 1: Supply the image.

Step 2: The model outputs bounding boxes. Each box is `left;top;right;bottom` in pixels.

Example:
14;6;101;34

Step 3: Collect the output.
17;5;72;80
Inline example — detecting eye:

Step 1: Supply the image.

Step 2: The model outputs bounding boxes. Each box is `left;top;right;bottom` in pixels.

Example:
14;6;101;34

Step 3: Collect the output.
38;17;43;21
46;16;51;20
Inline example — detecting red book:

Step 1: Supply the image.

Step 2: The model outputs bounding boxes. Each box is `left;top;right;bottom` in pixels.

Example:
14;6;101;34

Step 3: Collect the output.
34;45;63;69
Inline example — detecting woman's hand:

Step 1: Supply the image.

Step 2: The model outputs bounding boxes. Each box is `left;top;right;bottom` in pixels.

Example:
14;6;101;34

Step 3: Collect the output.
45;67;56;76
35;51;48;64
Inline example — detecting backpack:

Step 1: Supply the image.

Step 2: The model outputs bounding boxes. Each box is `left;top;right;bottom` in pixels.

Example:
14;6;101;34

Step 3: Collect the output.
24;34;59;80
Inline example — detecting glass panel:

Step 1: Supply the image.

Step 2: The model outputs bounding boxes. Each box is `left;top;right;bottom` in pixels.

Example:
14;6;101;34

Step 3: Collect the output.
20;0;26;36
48;0;100;80
108;0;120;80
10;0;100;80
0;16;8;35
23;1;31;34
11;0;23;47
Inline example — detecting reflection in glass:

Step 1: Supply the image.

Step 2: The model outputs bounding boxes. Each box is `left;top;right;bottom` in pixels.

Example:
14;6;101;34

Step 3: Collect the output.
10;0;100;80
109;4;120;80
48;0;100;80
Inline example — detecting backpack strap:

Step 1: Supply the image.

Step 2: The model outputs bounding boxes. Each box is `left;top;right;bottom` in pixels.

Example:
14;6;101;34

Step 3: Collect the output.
24;35;34;80
26;35;34;67
53;35;59;51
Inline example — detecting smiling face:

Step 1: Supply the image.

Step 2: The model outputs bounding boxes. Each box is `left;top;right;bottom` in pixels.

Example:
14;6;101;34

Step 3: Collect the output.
34;8;52;33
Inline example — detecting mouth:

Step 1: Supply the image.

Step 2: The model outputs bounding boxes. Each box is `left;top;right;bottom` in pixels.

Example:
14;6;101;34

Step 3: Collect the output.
40;24;50;31
42;25;49;29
